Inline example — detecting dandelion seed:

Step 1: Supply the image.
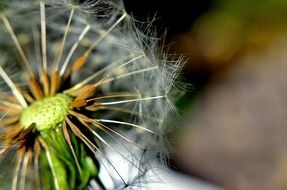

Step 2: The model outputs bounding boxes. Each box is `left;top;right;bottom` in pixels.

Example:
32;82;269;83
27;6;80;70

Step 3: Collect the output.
0;0;183;189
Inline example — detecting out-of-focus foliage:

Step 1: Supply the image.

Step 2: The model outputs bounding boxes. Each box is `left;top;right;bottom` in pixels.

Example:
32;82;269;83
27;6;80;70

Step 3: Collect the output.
171;0;287;190
174;0;287;70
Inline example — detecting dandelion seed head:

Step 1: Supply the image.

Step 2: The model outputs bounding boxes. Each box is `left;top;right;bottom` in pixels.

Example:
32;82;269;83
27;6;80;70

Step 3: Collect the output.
0;0;184;189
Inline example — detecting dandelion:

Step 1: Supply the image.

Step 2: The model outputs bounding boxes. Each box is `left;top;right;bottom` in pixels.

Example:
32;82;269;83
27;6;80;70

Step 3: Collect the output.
0;0;183;189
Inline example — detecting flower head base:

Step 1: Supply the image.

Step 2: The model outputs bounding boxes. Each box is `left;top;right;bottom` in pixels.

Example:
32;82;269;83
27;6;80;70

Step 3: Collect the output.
20;94;72;130
0;0;183;189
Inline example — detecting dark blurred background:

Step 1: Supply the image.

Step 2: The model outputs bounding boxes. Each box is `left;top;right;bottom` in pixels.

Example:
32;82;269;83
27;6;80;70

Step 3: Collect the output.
124;1;287;190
